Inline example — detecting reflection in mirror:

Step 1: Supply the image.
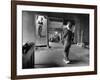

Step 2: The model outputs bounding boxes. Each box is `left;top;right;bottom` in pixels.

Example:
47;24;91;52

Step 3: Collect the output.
35;15;47;46
48;17;63;48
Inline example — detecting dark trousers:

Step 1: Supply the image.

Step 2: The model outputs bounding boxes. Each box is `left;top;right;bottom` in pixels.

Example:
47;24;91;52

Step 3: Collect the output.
38;25;42;37
64;41;71;59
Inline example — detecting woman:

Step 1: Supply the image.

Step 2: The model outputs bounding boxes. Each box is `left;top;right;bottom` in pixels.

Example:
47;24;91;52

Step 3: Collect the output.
62;21;75;64
38;17;43;37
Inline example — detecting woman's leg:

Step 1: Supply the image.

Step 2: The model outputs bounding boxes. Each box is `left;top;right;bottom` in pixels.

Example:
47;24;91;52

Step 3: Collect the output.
64;41;71;60
65;46;70;60
38;26;42;37
64;45;70;60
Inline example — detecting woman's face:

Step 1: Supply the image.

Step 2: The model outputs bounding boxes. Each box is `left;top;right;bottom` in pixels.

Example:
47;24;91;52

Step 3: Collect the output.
66;21;72;30
41;18;43;21
67;22;72;28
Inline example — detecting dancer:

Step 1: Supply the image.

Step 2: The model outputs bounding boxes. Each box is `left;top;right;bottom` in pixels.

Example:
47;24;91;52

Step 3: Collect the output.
62;21;75;64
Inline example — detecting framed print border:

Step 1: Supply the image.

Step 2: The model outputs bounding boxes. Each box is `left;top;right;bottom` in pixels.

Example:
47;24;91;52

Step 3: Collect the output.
11;1;97;80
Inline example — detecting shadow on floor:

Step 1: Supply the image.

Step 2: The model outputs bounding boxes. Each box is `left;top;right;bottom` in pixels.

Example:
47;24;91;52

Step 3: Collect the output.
68;59;81;64
34;59;82;68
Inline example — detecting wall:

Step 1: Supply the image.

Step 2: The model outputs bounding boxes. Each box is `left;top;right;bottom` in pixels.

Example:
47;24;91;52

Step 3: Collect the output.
23;11;89;45
48;14;89;44
22;11;36;44
74;15;89;44
23;11;48;46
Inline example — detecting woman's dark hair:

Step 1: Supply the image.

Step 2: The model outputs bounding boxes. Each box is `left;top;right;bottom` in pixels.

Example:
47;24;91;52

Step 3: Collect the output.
63;20;75;26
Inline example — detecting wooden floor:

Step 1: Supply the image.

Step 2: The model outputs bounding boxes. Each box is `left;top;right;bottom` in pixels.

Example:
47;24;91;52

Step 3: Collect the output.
34;43;89;68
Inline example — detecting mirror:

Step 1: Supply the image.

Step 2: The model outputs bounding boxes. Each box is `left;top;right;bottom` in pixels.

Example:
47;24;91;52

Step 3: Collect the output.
35;15;48;47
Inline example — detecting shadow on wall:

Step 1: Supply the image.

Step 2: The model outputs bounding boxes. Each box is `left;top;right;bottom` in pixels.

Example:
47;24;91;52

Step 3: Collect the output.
22;11;36;44
22;11;36;69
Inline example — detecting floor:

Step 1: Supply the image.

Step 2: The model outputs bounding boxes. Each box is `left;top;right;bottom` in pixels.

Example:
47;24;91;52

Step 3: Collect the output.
34;42;89;68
